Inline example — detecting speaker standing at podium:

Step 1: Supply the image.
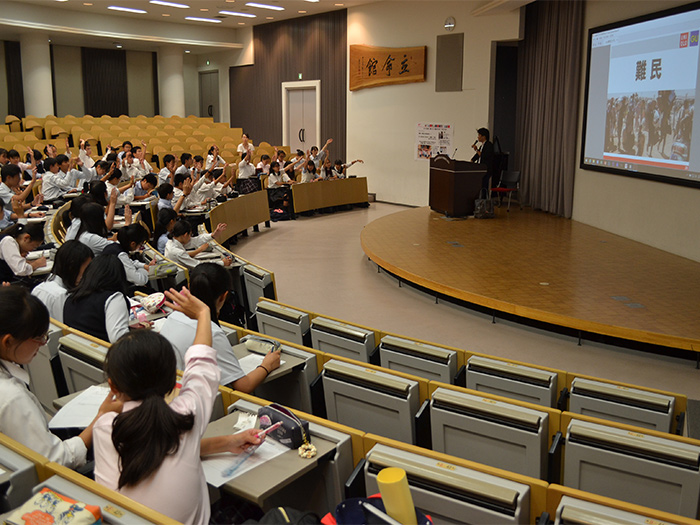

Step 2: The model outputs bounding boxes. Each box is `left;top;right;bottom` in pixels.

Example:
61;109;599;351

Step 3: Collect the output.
471;127;495;190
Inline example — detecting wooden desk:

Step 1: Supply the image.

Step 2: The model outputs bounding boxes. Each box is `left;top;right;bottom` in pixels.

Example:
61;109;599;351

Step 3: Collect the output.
291;178;368;213
203;411;337;507
231;343;306;382
209;191;271;243
429;155;485;217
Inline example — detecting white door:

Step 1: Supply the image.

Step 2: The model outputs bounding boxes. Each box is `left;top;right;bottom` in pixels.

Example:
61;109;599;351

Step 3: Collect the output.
282;81;321;153
199;71;219;122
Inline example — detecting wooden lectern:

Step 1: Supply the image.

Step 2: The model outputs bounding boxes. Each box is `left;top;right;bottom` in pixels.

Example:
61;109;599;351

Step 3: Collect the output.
429;155;486;217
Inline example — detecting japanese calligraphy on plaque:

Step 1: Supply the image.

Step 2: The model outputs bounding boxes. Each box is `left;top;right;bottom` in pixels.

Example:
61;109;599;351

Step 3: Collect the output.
349;45;426;91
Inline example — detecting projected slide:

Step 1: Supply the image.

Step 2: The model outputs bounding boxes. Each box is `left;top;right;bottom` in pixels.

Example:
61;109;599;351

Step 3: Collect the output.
582;4;700;186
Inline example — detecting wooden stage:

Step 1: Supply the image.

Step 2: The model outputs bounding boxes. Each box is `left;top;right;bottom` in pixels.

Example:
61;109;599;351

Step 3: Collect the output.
360;206;700;353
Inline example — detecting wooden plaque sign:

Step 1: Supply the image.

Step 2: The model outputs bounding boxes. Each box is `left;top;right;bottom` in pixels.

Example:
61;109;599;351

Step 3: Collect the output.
349;44;426;91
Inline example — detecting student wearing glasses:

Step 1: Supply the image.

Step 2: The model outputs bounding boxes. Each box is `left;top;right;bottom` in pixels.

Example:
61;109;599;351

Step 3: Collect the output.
0;286;121;468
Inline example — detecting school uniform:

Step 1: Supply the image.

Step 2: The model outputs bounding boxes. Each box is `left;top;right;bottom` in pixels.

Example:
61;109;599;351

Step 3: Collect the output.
94;344;220;524
77;231;115;257
158;168;173;186
41;170;76;201
63;290;130;343
237;159;258;194
160;312;246;386
64;219;80;241
164;233;213;270
32;275;68;322
103;244;150;286
0;236;34;277
0;182;15;212
0;360;87;468
124;159;152;181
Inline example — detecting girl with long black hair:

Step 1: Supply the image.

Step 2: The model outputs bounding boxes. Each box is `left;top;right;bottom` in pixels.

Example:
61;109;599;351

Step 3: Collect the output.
63;255;130;342
160;263;280;391
0;286;120;468
94;287;261;524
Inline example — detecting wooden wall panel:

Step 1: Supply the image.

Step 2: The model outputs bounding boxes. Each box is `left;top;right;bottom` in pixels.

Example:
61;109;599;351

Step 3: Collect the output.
229;10;346;160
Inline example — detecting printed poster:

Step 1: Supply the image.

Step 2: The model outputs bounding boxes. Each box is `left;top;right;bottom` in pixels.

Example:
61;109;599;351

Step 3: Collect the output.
416;123;453;160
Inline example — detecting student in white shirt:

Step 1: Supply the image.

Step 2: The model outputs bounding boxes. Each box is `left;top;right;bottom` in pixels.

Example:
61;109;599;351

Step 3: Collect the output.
103;224;155;288
205;144;226;171
300;158;322;183
122;146;152;181
41;156;79;202
161;263;280;390
7;148;36;177
94;288;261;524
164;220;231;270
153;208;177;254
236;133;255;158
309;138;333;168
0;163;40;213
63;255;131;343
32;241;93;322
78;139;96;169
158;155;177;187
75;202;120;257
0;286;121;469
105;169;135;207
267;161;295;207
157;183;187;213
256;154;272;175
333;158;364;179
175;152;194;177
117;140;132;161
132;173;157;200
237;152;258;194
0;223;47;284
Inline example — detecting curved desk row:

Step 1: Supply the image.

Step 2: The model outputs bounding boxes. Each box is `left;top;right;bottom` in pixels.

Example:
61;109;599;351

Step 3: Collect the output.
290;177;369;214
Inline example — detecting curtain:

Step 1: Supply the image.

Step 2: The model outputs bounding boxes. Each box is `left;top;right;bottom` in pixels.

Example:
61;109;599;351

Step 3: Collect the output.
515;0;584;218
229;10;347;161
81;47;128;117
5;41;25;118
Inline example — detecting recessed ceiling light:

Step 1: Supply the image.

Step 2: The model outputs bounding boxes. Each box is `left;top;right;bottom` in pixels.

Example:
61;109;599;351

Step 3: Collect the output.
55;0;68;2
305;0;320;2
184;50;191;53
83;2;93;5
162;13;170;16
185;16;222;23
298;10;307;13
238;22;245;25
219;10;256;17
200;8;209;11
108;6;147;14
246;2;284;10
266;16;274;19
335;2;344;5
115;44;123;48
149;0;188;8
225;0;235;2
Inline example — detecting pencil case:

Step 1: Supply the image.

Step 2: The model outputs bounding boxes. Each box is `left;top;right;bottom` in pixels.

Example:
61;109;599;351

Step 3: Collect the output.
258;403;310;450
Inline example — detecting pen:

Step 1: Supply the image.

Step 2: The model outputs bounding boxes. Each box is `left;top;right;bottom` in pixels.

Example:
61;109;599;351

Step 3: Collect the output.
220;422;283;478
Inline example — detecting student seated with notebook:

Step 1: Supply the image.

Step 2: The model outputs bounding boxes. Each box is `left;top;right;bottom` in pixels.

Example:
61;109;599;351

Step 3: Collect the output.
164;220;231;270
0;286;121;469
94;286;262;525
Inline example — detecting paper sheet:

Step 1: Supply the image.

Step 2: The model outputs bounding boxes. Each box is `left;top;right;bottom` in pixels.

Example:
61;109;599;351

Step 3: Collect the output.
238;354;285;375
202;438;289;487
49;385;111;429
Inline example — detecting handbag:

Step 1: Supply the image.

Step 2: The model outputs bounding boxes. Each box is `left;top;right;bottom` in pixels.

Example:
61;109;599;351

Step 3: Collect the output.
474;188;495;219
257;403;310;450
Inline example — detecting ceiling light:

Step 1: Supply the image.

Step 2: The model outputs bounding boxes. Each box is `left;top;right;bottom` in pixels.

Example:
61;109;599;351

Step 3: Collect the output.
83;2;93;5
298;10;307;13
200;8;209;11
184;50;191;53
305;0;320;2
108;6;147;14
246;2;284;10
185;16;222;23
55;0;68;2
238;22;245;25
149;0;188;7
219;10;256;17
162;13;170;16
266;16;274;19
335;3;344;5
